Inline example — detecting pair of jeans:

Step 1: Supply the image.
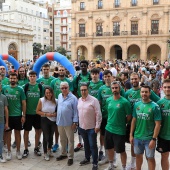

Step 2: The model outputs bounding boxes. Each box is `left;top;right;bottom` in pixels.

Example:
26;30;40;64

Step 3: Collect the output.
41;117;56;153
0;123;4;156
78;127;98;165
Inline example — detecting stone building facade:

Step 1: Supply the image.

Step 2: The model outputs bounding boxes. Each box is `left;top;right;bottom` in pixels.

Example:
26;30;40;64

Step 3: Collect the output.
71;0;170;62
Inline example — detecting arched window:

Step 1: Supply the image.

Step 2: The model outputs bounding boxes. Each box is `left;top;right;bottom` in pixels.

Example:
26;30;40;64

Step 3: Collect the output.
63;10;67;17
57;11;60;17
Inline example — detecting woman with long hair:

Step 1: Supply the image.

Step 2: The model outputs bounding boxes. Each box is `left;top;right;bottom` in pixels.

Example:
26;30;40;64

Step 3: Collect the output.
36;87;57;161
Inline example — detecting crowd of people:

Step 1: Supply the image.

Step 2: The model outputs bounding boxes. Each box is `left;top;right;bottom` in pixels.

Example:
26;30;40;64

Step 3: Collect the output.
0;58;169;170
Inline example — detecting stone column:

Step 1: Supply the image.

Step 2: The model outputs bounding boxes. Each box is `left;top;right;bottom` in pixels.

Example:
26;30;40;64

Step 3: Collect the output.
88;41;93;60
122;41;127;60
161;41;167;62
71;42;77;60
88;12;93;37
105;42;110;61
141;40;147;61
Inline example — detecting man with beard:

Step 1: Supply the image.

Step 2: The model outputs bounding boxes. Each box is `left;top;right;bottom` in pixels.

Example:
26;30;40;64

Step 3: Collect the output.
130;86;161;170
0;66;9;85
156;79;170;170
125;72;160;170
2;73;26;160
104;81;131;170
73;60;91;152
50;66;73;152
37;64;55;87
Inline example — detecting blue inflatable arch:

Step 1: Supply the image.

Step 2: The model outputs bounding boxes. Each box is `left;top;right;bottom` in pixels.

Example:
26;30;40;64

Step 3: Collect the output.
33;52;75;77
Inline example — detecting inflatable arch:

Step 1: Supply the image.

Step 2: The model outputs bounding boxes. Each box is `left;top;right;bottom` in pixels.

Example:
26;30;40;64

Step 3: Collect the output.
0;58;8;71
0;54;20;70
33;52;75;77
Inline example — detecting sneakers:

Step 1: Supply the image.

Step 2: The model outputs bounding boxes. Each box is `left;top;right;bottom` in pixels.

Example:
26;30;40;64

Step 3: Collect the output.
16;151;22;160
22;149;29;158
74;143;83;152
92;164;98;170
6;151;12;161
12;141;16;148
44;153;50;161
80;158;90;166
3;144;8;153
34;147;41;156
98;156;109;165
0;155;6;163
126;163;136;170
52;143;59;152
28;141;31;147
47;150;54;157
38;141;42;149
98;151;104;161
104;165;115;170
113;160;118;168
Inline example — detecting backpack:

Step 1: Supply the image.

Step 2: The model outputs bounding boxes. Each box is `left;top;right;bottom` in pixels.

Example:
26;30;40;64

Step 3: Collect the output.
24;83;43;97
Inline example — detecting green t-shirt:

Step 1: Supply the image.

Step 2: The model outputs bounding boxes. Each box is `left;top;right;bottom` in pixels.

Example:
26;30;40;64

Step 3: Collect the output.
157;98;170;140
18;78;29;86
73;72;91;97
105;96;131;135
50;77;73;99
37;76;55;87
2;77;9;86
2;85;26;116
125;88;160;109
88;80;104;99
133;101;162;140
23;83;44;115
0;93;8;123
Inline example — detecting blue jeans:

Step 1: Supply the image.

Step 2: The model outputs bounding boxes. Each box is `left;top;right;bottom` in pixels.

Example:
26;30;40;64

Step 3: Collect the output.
0;123;4;156
134;138;155;158
78;127;98;165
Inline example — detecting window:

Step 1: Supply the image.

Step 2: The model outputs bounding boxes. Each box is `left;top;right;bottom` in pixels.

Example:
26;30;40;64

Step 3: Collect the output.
80;2;85;10
79;24;85;37
98;0;103;9
153;0;159;5
131;0;137;6
115;0;120;7
26;8;28;12
44;21;49;25
50;32;52;37
57;11;60;17
96;23;103;36
63;10;67;16
113;22;120;36
21;7;23;11
151;20;159;34
38;27;41;31
131;21;138;35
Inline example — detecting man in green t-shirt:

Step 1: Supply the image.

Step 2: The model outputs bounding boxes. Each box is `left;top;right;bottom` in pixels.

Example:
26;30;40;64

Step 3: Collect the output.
50;66;73;152
156;79;170;170
3;72;26;161
104;81;131;170
125;72;160;170
130;85;161;170
18;67;29;86
88;68;103;99
22;71;44;158
0;66;9;85
37;63;55;87
73;60;91;152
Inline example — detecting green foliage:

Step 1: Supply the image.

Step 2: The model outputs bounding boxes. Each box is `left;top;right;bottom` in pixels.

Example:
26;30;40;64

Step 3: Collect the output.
43;46;52;54
33;42;42;56
55;46;67;56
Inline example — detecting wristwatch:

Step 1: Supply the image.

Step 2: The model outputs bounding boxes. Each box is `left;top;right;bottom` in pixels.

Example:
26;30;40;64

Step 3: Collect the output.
152;138;156;141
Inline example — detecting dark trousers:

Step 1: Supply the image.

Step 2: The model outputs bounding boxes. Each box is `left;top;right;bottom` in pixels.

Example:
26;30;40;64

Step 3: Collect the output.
41;117;56;153
78;127;98;165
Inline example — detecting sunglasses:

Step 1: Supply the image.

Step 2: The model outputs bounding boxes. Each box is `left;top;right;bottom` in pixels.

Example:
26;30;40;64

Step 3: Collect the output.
80;89;87;92
61;87;68;90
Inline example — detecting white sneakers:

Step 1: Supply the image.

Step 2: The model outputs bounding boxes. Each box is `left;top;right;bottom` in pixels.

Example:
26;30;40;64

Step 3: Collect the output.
6;151;12;161
0;155;6;163
98;156;109;165
44;153;50;161
47;150;54;157
16;151;22;160
104;165;115;170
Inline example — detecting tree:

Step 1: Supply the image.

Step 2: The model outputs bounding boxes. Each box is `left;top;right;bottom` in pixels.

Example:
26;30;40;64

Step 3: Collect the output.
42;46;52;54
33;43;42;56
55;46;67;56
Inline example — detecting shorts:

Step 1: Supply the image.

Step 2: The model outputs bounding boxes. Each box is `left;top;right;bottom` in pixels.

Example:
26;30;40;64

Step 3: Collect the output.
100;118;107;136
134;138;155;158
104;130;126;153
9;116;23;131
156;137;170;153
24;114;41;131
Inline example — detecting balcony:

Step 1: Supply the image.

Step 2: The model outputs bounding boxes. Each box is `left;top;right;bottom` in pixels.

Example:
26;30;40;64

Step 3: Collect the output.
61;39;68;42
113;3;120;8
80;7;85;11
76;33;88;37
131;30;138;35
97;5;103;9
130;1;137;6
61;23;68;26
60;31;68;34
153;1;159;5
150;29;159;35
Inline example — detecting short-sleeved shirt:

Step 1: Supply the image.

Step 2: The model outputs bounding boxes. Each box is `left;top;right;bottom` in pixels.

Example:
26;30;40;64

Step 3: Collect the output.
50;77;73;99
37;76;55;87
157;98;170;140
18;78;29;86
2;77;9;86
105;96;131;135
133;101;162;140
2;85;26;116
0;93;8;123
88;80;104;99
23;83;44;115
73;72;91;98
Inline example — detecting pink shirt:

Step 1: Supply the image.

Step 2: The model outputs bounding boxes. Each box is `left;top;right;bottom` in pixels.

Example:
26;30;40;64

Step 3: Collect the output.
78;94;102;130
